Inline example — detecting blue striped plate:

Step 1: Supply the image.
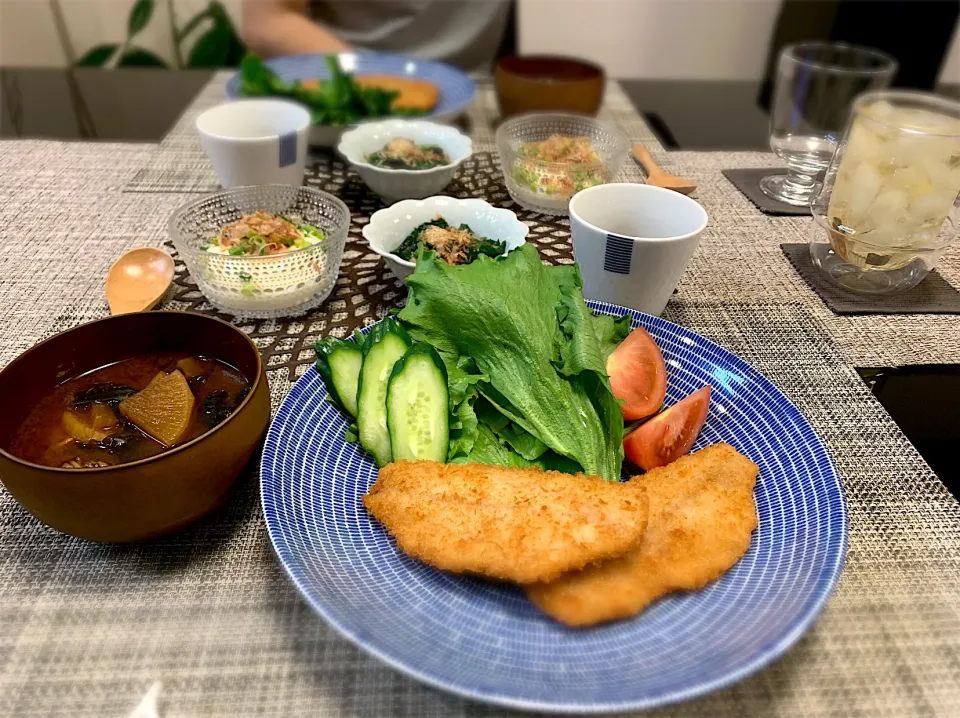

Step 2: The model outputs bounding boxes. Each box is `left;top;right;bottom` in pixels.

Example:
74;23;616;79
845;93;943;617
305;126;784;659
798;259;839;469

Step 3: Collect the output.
261;301;847;713
226;52;475;146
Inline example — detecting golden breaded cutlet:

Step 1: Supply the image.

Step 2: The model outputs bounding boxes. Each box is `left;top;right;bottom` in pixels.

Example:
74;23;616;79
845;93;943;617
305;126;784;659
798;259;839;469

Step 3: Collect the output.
526;443;759;626
363;461;649;584
354;76;439;111
298;76;439;112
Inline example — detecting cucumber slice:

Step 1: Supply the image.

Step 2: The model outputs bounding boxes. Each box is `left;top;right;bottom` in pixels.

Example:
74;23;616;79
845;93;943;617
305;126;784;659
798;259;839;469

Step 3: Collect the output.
387;344;450;463
314;335;363;418
357;318;411;466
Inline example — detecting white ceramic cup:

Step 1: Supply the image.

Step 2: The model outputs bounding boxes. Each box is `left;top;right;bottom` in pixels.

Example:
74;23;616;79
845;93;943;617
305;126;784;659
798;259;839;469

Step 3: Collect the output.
196;99;310;188
569;183;708;315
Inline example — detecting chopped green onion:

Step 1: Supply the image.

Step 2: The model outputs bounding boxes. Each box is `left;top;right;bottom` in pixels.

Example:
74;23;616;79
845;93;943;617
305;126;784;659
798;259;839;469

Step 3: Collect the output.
239;272;252;282
228;246;244;256
299;223;325;241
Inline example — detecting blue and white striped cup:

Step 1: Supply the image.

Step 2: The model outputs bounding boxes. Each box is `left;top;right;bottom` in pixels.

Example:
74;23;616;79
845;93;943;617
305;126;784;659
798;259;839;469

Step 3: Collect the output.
196;99;310;188
569;183;708;316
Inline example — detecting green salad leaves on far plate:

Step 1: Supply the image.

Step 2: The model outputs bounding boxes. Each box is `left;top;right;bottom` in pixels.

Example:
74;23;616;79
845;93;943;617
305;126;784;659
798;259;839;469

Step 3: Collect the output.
397;243;630;481
238;53;424;126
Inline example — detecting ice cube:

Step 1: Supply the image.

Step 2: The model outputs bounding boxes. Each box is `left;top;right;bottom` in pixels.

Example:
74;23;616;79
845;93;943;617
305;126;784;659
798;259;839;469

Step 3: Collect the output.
843;162;883;225
845;120;887;164
887;166;931;195
863;100;897;125
867;188;910;229
908;191;957;227
924;152;960;194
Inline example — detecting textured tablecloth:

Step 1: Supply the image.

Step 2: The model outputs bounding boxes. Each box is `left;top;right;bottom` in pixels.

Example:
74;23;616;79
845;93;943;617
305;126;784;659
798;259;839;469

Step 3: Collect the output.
123;72;665;193
1;72;959;718
124;72;960;367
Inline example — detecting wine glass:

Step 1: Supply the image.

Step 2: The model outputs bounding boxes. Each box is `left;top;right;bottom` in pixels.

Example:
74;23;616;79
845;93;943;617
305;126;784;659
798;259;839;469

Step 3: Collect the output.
761;42;896;207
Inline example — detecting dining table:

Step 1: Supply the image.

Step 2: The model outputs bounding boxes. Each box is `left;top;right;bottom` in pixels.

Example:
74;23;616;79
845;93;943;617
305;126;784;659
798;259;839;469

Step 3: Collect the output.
1;67;959;718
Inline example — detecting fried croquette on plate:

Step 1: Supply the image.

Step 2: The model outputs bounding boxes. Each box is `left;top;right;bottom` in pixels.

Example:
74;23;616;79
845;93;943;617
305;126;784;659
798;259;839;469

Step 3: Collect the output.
363;460;649;584
526;443;759;627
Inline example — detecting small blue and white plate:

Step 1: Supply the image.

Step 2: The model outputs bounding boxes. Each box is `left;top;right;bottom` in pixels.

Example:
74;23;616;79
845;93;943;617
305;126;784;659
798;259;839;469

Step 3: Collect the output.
261;302;847;713
226;52;475;147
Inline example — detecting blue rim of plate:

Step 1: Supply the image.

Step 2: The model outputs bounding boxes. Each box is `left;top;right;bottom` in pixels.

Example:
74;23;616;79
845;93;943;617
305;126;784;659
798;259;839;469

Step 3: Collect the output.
226;51;476;122
261;300;848;714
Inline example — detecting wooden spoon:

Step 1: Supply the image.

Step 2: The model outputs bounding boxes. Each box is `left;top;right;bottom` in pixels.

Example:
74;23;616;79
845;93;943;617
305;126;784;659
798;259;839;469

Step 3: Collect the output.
105;248;175;315
632;144;697;195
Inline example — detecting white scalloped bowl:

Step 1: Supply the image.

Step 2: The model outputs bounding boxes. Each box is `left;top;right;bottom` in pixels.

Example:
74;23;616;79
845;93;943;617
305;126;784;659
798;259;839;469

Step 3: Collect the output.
362;196;529;281
338;120;473;202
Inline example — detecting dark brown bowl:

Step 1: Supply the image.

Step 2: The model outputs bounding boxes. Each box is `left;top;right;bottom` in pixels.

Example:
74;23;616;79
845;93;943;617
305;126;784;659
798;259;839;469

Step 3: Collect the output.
495;55;606;118
0;311;270;542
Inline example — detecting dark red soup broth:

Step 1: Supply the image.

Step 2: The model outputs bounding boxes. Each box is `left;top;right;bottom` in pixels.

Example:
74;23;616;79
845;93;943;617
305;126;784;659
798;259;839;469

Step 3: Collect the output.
11;352;250;469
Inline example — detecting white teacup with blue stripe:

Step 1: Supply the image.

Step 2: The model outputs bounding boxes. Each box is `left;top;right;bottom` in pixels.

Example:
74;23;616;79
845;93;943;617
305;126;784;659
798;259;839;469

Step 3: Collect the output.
196;99;310;188
569;183;707;316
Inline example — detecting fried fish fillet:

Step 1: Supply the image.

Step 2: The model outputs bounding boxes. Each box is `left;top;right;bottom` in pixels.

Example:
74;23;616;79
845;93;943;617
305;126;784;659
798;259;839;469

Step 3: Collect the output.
363;461;649;584
526;443;759;626
299;76;439;112
354;76;440;111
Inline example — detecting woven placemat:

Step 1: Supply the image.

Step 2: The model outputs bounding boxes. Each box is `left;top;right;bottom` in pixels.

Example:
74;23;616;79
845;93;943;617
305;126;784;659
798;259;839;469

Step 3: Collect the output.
123;73;664;194
2;134;960;718
722;168;812;216
781;243;960;315
107;73;960;368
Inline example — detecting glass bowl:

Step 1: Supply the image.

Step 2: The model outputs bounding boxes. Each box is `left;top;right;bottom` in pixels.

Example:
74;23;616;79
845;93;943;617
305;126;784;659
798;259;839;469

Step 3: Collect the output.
495;113;629;216
169;185;350;319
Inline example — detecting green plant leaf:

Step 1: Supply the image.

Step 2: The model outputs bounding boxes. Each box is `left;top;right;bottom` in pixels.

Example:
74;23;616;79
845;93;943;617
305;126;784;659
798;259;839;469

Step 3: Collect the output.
117;47;168;68
75;43;118;67
208;0;229;19
175;7;211;42
187;25;230;67
185;2;245;67
224;32;247;67
127;0;155;37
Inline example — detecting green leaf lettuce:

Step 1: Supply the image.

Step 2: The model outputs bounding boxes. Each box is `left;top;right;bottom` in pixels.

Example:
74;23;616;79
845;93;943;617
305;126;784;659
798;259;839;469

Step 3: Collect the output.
398;244;628;481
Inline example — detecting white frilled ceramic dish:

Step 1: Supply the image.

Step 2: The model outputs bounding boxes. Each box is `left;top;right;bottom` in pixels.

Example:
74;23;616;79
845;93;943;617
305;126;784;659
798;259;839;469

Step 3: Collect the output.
338;120;473;202
361;196;529;281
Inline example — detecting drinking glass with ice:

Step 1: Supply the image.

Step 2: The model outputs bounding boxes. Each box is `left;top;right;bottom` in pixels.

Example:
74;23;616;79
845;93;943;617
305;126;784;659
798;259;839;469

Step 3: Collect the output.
810;90;960;294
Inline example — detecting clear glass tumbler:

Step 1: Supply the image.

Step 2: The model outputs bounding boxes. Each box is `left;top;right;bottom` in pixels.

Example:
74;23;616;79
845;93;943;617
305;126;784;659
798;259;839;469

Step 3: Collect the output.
810;90;960;294
761;42;896;207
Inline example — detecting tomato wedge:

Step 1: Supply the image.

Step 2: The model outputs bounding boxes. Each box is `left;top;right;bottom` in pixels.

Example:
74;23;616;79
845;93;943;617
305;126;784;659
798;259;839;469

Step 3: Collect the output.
624;385;711;471
606;327;667;420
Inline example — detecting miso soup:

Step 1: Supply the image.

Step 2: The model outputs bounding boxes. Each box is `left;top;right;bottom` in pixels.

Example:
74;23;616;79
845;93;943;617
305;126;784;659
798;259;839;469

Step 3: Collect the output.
11;352;251;469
